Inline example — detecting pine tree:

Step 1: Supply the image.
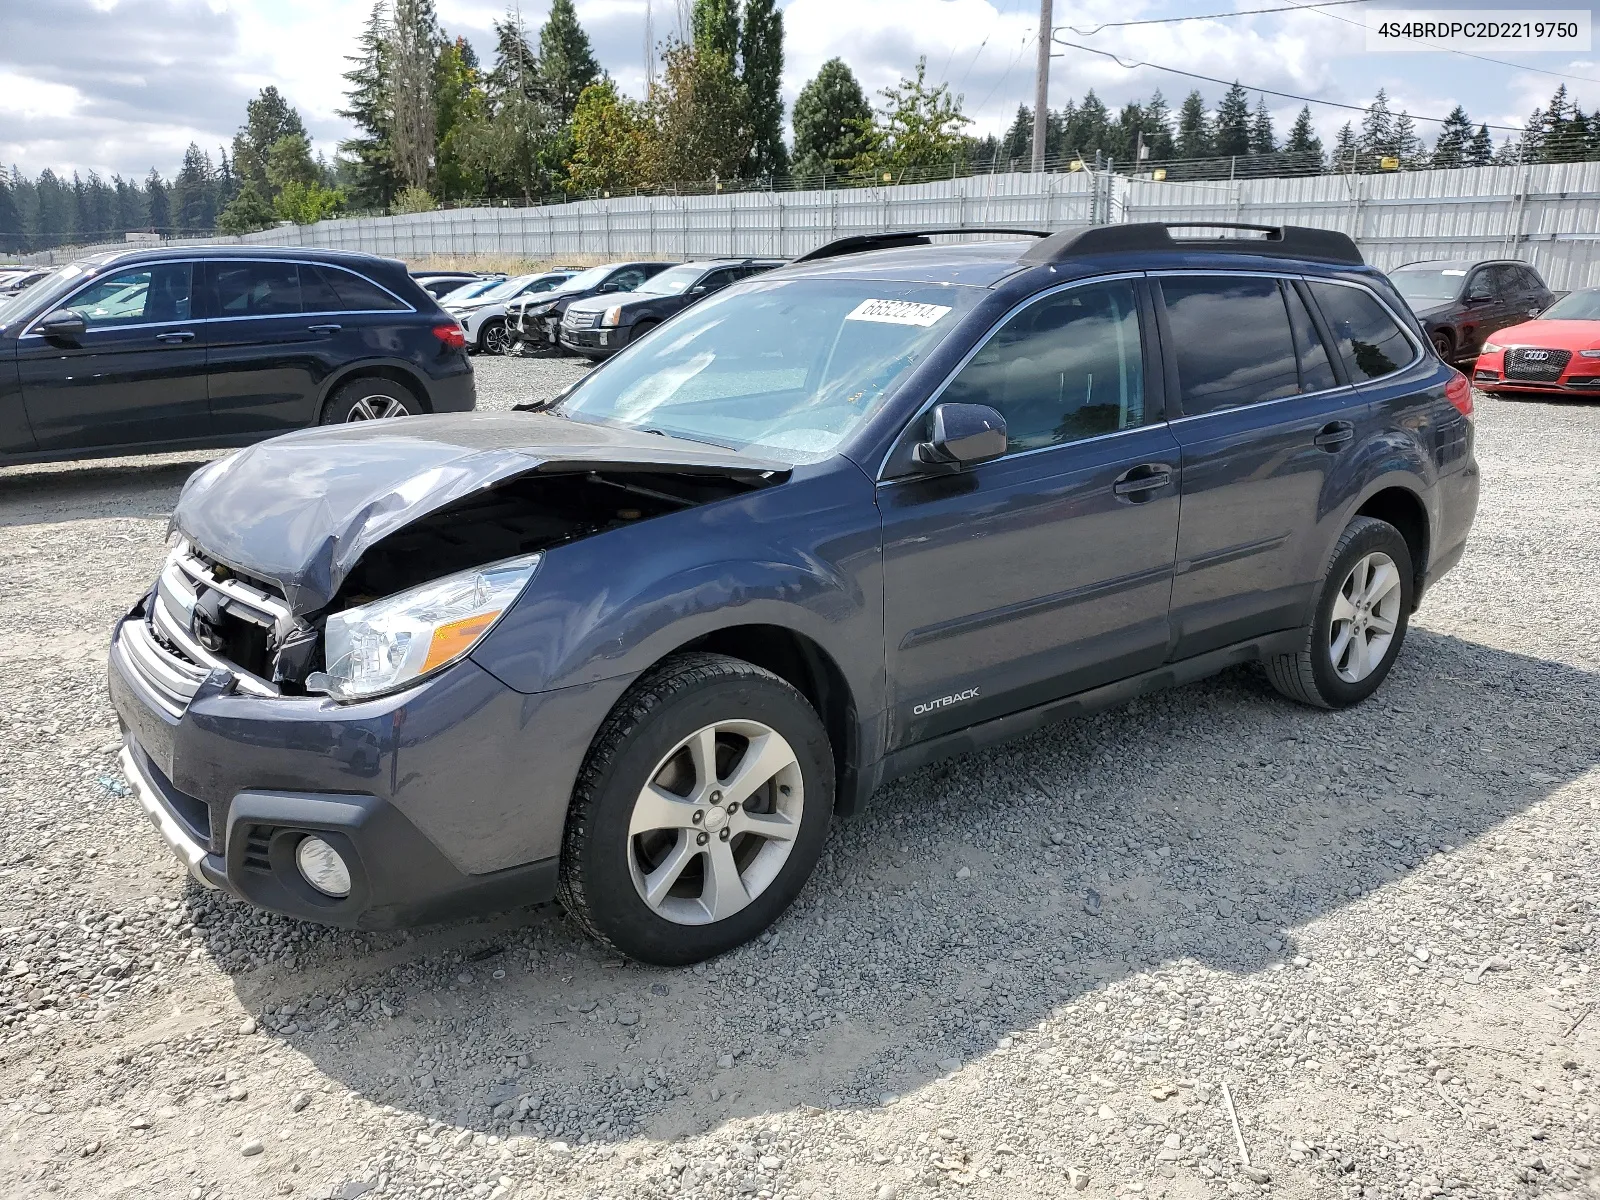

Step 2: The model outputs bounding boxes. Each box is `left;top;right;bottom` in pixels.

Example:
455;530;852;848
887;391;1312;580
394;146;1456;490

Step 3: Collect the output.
537;0;600;120
1000;105;1032;164
1248;96;1276;156
1330;122;1356;171
338;1;397;208
389;0;442;192
1284;106;1322;160
740;0;786;178
1112;102;1144;164
1067;90;1111;159
1431;105;1472;168
1176;90;1211;159
233;86;308;196
486;9;539;101
791;58;872;180
1467;123;1494;166
0;171;22;255
33;169;67;247
1213;82;1251;157
1358;88;1395;161
170;144;217;234
1142;89;1175;160
1393;111;1422;166
145;168;170;232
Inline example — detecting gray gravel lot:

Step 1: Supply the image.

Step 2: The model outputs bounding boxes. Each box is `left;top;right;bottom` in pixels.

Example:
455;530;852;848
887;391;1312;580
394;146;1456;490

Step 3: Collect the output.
0;360;1595;1200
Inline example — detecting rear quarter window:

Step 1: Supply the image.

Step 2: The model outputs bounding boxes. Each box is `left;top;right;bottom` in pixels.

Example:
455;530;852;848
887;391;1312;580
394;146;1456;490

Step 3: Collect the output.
318;267;408;312
1308;281;1415;381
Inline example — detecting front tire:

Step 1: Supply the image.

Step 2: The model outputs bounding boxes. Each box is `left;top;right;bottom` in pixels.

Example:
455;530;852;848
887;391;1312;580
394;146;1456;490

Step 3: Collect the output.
478;319;510;356
1431;331;1455;361
1264;516;1414;709
557;654;834;966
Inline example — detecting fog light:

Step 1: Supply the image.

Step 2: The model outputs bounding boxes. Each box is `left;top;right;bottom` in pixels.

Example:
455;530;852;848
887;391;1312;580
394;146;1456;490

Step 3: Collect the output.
296;836;351;897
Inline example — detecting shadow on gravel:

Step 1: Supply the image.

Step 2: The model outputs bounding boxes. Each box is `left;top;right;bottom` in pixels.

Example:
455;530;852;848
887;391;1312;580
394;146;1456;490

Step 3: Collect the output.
0;457;211;526
201;626;1597;1145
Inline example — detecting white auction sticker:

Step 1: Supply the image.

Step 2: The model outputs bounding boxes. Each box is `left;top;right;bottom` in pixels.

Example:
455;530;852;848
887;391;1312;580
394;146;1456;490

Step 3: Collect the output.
844;299;953;327
1367;10;1589;52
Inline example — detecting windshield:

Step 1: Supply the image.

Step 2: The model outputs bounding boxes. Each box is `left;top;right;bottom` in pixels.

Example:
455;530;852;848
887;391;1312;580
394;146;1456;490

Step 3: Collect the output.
552;265;616;294
445;278;504;304
473;274;538;302
0;261;94;329
1390;266;1467;305
1537;289;1600;320
635;264;706;296
552;277;980;463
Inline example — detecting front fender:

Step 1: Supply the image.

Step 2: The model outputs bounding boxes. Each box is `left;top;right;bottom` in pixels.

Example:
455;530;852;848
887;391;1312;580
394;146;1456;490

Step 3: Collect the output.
468;461;885;711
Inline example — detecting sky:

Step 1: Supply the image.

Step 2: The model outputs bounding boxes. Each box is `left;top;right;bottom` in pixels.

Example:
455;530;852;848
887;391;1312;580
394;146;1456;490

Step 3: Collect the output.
2;0;1597;181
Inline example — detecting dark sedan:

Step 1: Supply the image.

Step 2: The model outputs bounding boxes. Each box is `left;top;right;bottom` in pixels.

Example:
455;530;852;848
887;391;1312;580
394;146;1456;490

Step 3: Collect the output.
558;258;784;358
1389;259;1554;363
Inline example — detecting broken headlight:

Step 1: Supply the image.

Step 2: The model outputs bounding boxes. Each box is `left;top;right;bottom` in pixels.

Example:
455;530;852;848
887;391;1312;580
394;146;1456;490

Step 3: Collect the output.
307;553;542;701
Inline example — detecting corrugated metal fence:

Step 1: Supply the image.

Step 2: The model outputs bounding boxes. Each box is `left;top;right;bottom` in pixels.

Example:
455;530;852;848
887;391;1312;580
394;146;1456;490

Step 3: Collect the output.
22;160;1600;289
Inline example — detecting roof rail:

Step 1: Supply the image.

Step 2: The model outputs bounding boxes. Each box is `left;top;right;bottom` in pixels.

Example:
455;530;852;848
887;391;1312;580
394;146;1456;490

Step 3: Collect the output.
792;227;1051;264
1018;222;1364;267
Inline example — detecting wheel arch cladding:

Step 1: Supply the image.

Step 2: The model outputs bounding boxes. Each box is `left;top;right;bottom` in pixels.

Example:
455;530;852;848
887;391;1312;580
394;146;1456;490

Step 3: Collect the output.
319;364;432;418
675;624;862;816
1355;485;1430;598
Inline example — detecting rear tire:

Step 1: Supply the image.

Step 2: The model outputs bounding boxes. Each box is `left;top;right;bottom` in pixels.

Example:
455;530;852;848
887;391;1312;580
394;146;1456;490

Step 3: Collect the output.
557;653;834;966
1264;516;1414;709
319;377;421;424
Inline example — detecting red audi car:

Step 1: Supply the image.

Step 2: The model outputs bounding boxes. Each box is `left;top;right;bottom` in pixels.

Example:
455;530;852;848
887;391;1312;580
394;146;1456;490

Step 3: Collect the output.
1472;287;1600;394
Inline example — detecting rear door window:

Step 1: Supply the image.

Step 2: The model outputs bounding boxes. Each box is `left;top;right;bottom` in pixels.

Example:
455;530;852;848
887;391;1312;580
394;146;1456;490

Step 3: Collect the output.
941;278;1147;453
1306;282;1415;381
1286;283;1339;392
214;261;303;316
1160;276;1299;415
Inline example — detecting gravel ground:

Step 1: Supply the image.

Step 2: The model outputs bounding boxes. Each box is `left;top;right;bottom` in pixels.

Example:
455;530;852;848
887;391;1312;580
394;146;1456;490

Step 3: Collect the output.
0;361;1595;1200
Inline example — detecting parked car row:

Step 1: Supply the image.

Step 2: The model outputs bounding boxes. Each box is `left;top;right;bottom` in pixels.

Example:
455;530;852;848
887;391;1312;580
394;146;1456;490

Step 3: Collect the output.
410;269;506;300
0;246;475;463
105;223;1481;966
0;267;51;297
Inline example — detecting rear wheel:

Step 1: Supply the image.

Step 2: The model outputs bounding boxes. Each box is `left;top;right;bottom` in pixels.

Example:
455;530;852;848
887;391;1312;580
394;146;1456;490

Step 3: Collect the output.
557;653;834;965
319;377;421;424
1264;516;1414;709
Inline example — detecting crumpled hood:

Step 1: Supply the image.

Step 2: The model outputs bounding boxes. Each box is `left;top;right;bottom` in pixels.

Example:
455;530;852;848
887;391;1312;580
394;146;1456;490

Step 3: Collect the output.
172;411;785;614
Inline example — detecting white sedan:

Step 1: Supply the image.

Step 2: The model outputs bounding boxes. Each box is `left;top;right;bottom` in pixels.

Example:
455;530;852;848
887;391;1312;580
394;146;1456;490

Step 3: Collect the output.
444;271;576;354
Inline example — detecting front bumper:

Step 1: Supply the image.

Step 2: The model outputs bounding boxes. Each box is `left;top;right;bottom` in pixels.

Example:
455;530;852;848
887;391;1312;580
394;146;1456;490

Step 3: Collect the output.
108;601;631;928
558;325;624;358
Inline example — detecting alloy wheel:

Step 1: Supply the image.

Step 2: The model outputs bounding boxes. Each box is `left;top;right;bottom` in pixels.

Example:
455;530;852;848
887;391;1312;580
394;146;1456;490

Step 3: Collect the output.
481;323;510;355
1328;550;1402;683
626;719;804;926
344;394;411;421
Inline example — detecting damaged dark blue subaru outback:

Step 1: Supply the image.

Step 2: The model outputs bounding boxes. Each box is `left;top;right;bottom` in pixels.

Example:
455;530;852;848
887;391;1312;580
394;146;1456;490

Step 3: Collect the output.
110;224;1479;965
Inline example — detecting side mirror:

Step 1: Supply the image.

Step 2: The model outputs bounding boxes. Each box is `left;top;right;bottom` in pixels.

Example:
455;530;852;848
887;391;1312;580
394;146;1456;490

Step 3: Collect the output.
1465;290;1493;305
689;284;708;295
914;403;1007;473
38;309;87;340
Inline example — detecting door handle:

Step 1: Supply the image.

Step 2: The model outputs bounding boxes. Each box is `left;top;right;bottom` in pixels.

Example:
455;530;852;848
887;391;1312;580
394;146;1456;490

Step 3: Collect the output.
307;323;342;334
1314;421;1355;451
154;331;195;343
1112;464;1175;497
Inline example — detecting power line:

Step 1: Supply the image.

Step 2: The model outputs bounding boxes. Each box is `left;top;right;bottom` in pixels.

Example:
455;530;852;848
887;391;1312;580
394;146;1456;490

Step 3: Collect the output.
1068;0;1367;35
1050;35;1526;131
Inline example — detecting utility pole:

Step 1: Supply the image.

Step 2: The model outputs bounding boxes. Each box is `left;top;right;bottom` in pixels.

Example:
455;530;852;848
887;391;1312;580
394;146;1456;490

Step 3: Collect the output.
1032;0;1053;173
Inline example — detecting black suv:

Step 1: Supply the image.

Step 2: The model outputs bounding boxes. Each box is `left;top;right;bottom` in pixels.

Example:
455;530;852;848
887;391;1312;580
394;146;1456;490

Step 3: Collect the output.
1388;258;1554;363
0;246;474;463
559;258;785;358
110;224;1477;965
506;260;677;353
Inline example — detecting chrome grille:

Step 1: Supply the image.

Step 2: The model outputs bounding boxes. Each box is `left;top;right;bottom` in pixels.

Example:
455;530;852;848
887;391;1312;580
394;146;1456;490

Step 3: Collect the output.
1505;346;1570;381
118;543;287;713
564;309;601;330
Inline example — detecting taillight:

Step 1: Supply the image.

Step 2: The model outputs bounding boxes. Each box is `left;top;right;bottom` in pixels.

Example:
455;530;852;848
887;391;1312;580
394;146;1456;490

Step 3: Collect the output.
432;323;467;351
1444;370;1474;421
